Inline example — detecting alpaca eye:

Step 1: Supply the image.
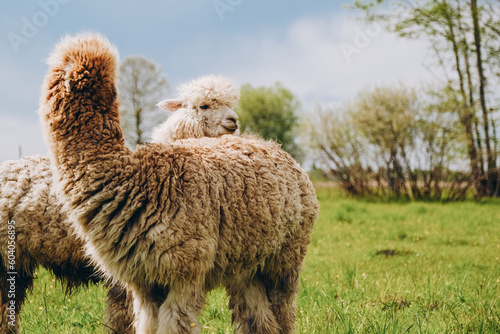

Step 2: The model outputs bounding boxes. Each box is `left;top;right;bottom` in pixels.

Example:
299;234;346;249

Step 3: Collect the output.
200;105;209;110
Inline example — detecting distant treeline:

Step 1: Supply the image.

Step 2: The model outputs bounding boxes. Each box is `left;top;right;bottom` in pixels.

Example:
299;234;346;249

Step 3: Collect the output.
303;0;500;200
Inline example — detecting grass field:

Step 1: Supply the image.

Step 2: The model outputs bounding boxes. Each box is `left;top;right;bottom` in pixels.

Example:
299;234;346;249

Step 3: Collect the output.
19;186;500;333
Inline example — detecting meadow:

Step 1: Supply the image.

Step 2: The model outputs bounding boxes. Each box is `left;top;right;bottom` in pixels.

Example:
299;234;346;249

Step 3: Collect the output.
18;185;500;333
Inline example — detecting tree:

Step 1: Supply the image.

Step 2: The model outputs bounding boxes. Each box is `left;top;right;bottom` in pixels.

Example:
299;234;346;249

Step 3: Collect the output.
305;84;469;200
119;56;170;147
348;84;420;198
237;83;303;160
303;103;374;196
350;0;500;197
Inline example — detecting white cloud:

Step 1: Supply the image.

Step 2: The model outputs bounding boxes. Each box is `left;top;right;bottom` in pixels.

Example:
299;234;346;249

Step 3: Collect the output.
225;14;435;107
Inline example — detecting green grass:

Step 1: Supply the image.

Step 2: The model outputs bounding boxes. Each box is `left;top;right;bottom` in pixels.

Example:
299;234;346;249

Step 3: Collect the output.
20;186;500;333
19;269;108;333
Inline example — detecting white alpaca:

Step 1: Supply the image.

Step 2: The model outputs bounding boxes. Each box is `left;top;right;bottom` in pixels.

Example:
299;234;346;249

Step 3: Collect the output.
152;75;240;143
0;74;242;334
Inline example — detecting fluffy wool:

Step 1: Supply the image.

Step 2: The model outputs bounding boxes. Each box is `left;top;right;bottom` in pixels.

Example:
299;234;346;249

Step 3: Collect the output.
152;75;240;143
39;33;318;334
177;74;240;109
0;156;135;334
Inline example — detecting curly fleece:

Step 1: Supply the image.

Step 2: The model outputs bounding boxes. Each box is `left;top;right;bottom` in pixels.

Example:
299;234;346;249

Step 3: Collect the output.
178;75;240;109
0;156;135;334
39;33;319;334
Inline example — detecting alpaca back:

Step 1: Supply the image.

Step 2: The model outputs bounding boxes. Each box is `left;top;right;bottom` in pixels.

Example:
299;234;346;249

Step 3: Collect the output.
175;135;317;280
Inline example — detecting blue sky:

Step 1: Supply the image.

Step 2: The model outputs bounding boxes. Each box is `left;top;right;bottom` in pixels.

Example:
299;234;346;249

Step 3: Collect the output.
0;0;434;161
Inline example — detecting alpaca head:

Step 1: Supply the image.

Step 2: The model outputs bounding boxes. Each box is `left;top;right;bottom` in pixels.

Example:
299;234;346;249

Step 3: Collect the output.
152;75;240;142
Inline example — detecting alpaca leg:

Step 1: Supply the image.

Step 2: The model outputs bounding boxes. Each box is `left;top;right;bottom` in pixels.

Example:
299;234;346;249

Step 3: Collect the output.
156;283;205;334
104;283;135;334
132;285;168;334
134;297;157;334
228;278;280;334
260;269;300;334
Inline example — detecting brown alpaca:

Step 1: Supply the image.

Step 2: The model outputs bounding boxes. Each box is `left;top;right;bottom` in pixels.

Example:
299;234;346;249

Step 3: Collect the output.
0;74;242;334
39;33;318;334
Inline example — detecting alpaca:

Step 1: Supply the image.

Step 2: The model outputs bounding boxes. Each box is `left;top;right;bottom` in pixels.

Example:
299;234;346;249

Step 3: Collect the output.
39;33;318;334
0;156;134;334
152;74;240;143
0;74;242;334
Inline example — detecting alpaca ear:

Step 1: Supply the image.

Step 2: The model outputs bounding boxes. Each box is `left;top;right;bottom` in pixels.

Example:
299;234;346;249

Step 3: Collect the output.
157;99;183;112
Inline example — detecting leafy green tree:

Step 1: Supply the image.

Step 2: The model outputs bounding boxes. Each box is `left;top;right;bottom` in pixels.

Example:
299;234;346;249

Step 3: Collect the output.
237;83;303;160
119;56;170;147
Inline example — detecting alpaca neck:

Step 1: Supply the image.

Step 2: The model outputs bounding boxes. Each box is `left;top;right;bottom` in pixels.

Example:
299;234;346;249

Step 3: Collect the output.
40;34;132;200
44;91;127;160
40;70;130;187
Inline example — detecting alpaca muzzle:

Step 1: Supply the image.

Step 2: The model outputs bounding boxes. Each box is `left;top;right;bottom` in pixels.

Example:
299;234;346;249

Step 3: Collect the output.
222;118;238;133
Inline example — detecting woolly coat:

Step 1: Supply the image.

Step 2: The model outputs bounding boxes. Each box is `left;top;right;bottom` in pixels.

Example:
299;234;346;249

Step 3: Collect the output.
0;156;94;334
0;156;135;334
0;156;87;279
